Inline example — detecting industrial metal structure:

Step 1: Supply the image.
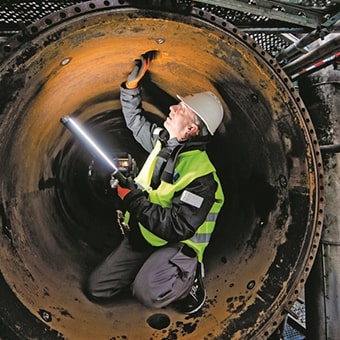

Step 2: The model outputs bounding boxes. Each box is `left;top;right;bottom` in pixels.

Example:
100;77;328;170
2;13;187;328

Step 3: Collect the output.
0;1;338;339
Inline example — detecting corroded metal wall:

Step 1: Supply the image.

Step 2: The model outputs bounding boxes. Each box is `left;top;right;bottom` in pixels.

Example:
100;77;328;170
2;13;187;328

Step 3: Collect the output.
0;1;324;339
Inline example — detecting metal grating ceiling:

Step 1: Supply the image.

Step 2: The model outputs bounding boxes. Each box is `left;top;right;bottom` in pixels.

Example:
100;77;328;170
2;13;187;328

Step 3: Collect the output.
0;1;336;27
0;1;82;30
249;33;289;55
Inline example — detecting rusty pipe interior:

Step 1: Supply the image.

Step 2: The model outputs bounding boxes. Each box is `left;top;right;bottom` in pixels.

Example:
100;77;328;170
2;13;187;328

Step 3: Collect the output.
0;2;324;339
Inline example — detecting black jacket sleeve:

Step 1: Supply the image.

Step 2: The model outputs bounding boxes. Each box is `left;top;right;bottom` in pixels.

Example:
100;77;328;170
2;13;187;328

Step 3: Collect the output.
123;173;217;243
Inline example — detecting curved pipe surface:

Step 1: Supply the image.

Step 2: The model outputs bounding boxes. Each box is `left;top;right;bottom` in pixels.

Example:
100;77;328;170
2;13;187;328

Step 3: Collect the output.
0;1;324;339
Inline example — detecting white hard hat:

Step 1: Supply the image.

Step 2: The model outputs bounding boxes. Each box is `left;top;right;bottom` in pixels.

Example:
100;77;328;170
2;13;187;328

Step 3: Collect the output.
177;91;224;135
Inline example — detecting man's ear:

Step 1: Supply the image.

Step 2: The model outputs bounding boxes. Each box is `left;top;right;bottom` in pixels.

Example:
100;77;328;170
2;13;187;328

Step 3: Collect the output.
188;124;199;135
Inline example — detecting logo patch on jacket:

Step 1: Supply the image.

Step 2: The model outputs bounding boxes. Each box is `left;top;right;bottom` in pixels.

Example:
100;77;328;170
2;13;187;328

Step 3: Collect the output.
173;171;180;182
180;190;204;208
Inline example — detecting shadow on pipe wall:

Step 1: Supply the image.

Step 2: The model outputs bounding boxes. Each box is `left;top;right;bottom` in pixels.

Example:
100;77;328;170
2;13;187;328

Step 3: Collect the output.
0;1;324;339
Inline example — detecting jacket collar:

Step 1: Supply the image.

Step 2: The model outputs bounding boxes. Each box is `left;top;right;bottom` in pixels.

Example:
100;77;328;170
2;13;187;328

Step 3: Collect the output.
158;132;211;184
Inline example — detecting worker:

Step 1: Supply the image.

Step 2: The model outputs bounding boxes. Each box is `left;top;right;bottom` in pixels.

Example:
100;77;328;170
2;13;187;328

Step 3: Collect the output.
86;52;225;314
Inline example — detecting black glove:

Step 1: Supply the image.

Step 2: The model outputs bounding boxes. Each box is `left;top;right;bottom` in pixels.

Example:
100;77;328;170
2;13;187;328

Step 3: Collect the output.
126;50;159;89
117;176;137;200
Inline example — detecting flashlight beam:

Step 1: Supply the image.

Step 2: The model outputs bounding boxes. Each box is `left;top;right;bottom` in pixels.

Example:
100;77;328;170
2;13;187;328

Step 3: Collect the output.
60;115;119;172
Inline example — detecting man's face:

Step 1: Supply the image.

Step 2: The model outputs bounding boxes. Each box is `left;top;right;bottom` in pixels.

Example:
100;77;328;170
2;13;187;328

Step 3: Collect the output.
164;102;198;141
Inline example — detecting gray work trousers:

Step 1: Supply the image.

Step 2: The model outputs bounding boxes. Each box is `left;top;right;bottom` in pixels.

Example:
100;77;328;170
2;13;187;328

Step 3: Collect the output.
86;238;198;308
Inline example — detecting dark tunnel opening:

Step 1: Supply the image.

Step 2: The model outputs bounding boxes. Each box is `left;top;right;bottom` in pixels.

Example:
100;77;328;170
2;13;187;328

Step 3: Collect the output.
54;112;142;258
0;2;324;339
